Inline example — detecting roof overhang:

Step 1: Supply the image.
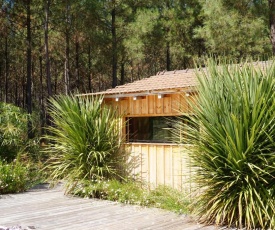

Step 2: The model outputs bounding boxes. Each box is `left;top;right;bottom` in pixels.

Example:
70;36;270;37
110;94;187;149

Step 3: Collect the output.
78;87;197;99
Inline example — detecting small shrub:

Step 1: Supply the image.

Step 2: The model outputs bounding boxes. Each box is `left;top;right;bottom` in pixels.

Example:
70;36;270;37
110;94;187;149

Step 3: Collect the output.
104;180;150;206
0;161;30;194
0;103;28;162
17;152;48;186
70;179;190;214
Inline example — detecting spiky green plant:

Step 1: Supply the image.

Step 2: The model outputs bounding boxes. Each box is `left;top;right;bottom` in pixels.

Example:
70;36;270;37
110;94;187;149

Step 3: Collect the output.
176;60;275;229
44;95;123;192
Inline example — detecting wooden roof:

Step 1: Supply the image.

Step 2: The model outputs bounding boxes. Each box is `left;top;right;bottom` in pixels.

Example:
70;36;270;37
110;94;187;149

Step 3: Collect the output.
79;61;273;98
82;69;198;98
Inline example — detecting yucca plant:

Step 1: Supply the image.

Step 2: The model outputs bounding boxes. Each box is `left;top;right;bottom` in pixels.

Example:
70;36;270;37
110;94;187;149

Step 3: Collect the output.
176;60;275;229
44;95;123;192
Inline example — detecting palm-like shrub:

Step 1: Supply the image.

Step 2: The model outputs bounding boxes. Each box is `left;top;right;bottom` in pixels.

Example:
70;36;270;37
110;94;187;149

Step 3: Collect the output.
44;95;123;192
178;60;275;229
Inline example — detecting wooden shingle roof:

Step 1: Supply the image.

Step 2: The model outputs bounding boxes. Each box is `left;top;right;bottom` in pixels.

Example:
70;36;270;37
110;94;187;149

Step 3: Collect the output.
80;60;273;98
83;69;198;97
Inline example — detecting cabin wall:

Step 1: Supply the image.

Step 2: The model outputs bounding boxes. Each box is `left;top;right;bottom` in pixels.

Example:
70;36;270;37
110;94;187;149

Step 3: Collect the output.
103;92;197;191
104;93;195;116
125;143;195;193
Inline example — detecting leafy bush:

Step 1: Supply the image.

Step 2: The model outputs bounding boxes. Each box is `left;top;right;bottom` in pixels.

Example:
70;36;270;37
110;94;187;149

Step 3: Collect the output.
177;60;275;229
44;95;123;191
70;179;147;203
69;179;190;214
0;161;30;194
0;103;28;161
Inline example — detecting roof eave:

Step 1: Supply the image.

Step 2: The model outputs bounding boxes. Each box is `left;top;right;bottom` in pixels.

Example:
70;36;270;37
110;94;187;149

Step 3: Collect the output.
101;87;197;99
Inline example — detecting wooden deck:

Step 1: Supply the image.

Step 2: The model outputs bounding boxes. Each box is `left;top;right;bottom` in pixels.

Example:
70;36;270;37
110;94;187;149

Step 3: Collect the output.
0;184;220;230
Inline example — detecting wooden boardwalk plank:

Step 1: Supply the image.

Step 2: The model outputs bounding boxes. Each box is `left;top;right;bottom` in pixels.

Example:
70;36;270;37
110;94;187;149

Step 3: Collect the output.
0;184;220;230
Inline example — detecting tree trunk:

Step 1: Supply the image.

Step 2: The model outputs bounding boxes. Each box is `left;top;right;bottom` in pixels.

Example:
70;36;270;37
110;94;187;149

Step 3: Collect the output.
64;0;71;94
0;57;2;101
45;0;52;97
111;5;117;88
39;53;43;101
55;69;58;94
64;36;70;94
26;0;33;138
22;66;25;109
166;41;171;71
5;37;9;103
15;80;18;106
269;0;275;54
88;43;92;92
120;62;125;85
39;52;45;136
130;60;134;82
75;35;80;90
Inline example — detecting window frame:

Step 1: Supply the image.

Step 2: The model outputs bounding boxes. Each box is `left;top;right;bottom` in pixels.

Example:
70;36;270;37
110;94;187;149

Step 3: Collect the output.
125;115;191;144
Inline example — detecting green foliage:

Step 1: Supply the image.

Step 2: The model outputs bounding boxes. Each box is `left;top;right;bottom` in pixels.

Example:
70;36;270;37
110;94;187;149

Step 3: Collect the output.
1;0;273;103
124;0;203;71
124;8;160;61
0;103;28;162
0;161;31;194
0;102;45;194
195;0;271;59
148;185;190;214
69;179;190;214
177;60;275;229
44;95;123;191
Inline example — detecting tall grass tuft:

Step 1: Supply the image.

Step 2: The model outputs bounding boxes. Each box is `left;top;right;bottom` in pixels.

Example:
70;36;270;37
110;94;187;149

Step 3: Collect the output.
176;60;275;229
44;95;123;193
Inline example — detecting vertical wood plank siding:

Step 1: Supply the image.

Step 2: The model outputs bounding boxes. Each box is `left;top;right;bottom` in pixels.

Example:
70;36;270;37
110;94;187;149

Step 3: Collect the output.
125;143;192;192
105;93;195;116
104;92;196;190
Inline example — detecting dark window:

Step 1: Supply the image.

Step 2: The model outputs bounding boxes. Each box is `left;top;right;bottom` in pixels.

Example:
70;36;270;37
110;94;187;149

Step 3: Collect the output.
126;116;186;143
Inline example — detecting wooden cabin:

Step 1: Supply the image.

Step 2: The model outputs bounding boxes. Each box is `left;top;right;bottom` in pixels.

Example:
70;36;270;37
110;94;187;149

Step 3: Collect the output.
82;70;198;191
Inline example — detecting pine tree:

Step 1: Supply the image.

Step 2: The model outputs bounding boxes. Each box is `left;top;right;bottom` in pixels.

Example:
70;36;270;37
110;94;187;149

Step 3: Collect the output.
195;0;271;59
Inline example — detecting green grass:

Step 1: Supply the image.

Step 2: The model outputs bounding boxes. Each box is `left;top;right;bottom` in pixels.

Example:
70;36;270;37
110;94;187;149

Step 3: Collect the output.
70;179;190;214
148;185;189;213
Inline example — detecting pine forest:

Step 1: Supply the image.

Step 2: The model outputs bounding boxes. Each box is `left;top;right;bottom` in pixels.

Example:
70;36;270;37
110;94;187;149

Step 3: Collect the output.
0;0;275;131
